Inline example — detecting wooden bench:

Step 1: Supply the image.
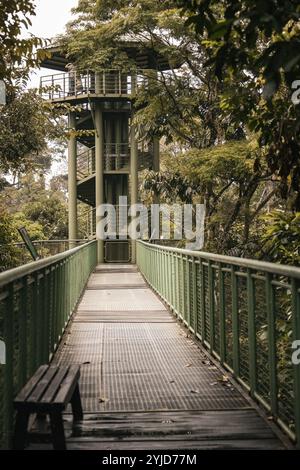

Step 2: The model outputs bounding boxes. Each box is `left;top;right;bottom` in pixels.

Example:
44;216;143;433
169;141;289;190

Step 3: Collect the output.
13;364;83;450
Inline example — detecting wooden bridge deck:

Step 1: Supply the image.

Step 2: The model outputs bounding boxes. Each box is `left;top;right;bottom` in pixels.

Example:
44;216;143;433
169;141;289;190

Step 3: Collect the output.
30;265;287;450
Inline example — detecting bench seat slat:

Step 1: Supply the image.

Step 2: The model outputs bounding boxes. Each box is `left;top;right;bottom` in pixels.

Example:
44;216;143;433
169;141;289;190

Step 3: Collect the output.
53;365;80;405
26;366;59;403
40;367;70;404
14;365;49;404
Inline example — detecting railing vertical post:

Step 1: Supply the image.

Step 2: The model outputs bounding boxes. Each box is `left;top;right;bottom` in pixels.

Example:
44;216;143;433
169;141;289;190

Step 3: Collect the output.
175;254;179;316
103;71;106;95
208;260;215;354
51;75;54;100
192;258;197;336
219;263;226;365
39;270;46;363
33;272;39;370
19;277;28;386
186;257;191;328
231;266;240;378
200;259;206;344
291;278;300;446
3;284;14;447
247;268;257;397
180;254;185;322
167;251;171;305
266;272;278;418
44;267;51;362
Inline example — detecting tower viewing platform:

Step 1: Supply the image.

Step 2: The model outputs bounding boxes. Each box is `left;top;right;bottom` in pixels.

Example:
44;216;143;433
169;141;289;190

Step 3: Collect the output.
40;70;145;103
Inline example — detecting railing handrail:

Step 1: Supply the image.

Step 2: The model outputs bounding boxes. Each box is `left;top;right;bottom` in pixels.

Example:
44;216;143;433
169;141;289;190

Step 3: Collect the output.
138;240;300;280
40;69;144;79
0;240;95;288
0;239;87;247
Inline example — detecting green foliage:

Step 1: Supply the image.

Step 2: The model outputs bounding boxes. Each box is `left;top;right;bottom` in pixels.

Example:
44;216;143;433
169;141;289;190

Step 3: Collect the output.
0;90;57;172
143;140;278;255
0;0;46;84
0;205;19;271
260;210;300;265
23;195;68;240
142;170;197;204
0;89;65;173
11;212;45;241
179;0;300;209
180;0;300;92
0;171;70;271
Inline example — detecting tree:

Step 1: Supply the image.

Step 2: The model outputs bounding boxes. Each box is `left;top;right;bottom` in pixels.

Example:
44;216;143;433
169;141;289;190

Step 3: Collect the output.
179;0;300;209
0;204;19;272
0;2;66;175
0;0;44;85
142;140;279;255
23;194;69;240
0;89;65;174
64;0;241;148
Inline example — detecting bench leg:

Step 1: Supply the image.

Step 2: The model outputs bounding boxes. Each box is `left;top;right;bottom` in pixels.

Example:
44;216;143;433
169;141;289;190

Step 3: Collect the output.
49;411;66;450
71;384;83;421
13;411;30;450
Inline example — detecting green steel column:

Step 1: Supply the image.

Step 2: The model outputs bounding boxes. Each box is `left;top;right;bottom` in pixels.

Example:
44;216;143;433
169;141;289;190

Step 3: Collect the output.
130;76;138;264
68;112;78;246
116;116;122;170
151;69;160;204
153;137;160;172
95;103;104;263
106;117;113;171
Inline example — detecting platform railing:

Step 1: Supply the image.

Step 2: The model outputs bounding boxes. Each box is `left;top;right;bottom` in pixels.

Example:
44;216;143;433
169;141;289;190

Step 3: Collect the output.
0;240;97;448
77;144;130;180
137;241;300;446
104;143;130;171
77;147;95;180
40;70;146;101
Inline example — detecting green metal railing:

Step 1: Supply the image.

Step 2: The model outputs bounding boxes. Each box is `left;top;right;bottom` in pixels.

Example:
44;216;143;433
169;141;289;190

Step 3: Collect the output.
137;241;300;445
0;240;97;448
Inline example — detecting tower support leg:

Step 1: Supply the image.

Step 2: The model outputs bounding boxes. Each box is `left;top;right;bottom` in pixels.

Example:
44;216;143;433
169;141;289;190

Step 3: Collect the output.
68;112;78;248
95;103;104;263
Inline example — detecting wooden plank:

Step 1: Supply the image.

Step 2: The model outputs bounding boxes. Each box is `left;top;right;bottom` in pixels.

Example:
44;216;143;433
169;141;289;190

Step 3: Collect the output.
26;366;59;403
40;367;69;404
68;410;278;440
65;438;285;450
14;365;49;405
53;365;80;405
28;438;284;450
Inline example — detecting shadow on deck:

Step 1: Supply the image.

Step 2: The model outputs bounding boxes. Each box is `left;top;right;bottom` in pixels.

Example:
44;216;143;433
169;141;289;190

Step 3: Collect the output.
29;265;287;450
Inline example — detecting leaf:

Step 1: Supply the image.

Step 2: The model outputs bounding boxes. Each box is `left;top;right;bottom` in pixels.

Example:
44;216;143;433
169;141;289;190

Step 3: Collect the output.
98;397;109;403
217;375;229;383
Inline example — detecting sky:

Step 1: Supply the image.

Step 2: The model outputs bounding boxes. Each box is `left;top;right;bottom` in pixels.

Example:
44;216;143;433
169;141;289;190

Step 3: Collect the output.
22;1;78;178
27;0;78;87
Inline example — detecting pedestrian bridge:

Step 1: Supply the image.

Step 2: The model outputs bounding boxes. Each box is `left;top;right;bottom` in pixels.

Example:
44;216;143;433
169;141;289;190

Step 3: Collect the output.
0;240;299;449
